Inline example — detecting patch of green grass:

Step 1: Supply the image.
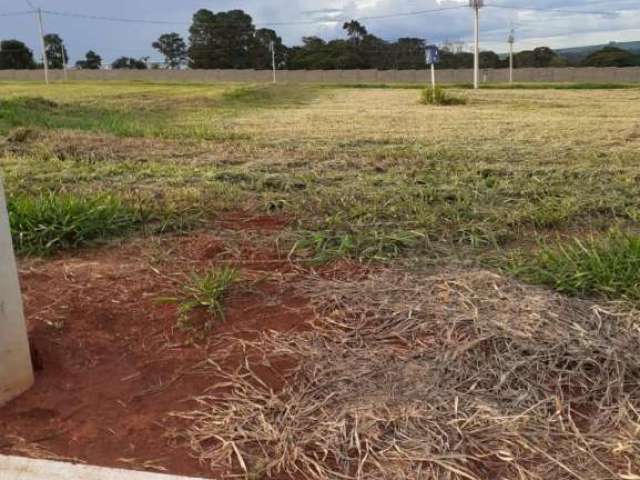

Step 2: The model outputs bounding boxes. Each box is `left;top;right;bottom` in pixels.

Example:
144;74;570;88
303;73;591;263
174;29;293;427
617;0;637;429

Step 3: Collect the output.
0;85;318;140
320;82;639;90
420;86;466;106
508;230;640;301
4;81;640;301
318;83;425;90
8;193;143;255
453;82;639;90
170;267;240;331
219;84;318;109
0;95;152;137
293;229;425;263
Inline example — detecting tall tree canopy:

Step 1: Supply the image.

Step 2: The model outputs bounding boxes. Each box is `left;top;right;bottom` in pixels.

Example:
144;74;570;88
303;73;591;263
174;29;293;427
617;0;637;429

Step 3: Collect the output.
287;27;427;70
182;9;628;71
152;33;187;69
515;47;567;68
111;57;148;69
581;46;640;67
343;20;367;44
44;34;68;69
250;28;286;70
76;50;102;70
189;9;255;69
439;50;473;69
0;40;35;69
392;38;427;69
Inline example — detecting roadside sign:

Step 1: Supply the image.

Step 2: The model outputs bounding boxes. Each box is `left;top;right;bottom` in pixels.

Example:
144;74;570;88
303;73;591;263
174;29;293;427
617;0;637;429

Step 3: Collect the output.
425;45;440;65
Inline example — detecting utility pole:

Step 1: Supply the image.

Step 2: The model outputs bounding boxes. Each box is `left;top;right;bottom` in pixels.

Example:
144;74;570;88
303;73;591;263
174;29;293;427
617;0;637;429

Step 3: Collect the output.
469;0;483;89
508;27;515;84
270;40;276;84
430;62;436;90
61;41;68;81
36;8;49;84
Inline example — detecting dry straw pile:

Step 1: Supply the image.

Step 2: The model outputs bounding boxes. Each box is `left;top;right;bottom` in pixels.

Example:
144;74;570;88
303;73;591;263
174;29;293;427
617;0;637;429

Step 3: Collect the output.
175;269;640;480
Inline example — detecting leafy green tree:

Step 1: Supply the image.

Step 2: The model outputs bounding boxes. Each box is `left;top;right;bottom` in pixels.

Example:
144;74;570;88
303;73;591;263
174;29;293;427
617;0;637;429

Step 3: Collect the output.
0;40;35;69
250;28;286;70
532;47;558;67
480;51;504;69
189;9;255;69
331;40;368;69
515;47;565;68
581;46;640;67
111;57;148;69
75;50;102;69
439;50;474;69
287;37;332;69
392;38;426;69
152;33;187;69
361;34;393;70
44;34;68;69
343;20;367;44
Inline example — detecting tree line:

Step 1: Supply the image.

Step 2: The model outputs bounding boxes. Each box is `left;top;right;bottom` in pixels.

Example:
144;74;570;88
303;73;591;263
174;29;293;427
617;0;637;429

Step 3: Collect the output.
2;9;640;71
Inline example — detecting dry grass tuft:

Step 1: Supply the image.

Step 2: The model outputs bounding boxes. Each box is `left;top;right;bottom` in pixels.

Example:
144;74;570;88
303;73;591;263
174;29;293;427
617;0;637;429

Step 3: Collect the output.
172;269;640;479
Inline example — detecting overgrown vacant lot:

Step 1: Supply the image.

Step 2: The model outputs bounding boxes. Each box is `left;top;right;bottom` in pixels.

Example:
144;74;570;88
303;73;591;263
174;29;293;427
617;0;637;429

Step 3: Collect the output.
3;82;640;268
1;81;640;479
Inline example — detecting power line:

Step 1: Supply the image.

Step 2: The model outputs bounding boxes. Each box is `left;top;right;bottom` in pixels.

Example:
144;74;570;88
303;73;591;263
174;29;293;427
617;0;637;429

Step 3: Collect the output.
4;3;638;27
41;10;190;26
39;5;469;28
0;10;35;17
487;4;625;16
272;5;466;26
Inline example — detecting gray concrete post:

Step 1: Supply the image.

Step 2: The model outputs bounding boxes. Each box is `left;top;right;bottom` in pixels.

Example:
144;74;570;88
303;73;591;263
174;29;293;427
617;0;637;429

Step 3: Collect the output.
0;181;34;406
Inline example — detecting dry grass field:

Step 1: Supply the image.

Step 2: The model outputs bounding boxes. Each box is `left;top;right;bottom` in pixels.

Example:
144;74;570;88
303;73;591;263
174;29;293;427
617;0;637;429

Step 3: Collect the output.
1;81;640;479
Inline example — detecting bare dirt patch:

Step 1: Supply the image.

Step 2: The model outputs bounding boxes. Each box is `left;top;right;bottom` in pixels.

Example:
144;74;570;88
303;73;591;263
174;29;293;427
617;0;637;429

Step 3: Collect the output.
0;213;354;477
3;212;637;480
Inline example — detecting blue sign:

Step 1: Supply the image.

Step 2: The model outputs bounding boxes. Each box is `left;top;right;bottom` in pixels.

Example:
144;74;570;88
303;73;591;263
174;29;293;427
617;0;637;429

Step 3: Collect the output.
425;46;439;65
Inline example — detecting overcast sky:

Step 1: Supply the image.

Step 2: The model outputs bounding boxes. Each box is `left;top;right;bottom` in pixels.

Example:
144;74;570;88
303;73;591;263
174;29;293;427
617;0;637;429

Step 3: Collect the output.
2;0;638;64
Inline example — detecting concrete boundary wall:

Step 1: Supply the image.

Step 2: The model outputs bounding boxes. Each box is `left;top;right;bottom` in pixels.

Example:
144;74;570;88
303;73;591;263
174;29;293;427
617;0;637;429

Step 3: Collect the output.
0;67;639;84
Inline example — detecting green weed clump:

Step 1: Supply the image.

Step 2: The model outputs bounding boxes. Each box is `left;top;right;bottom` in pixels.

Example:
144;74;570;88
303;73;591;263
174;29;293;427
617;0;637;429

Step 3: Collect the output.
294;229;425;263
510;231;640;301
172;267;240;331
421;86;466;106
8;193;141;255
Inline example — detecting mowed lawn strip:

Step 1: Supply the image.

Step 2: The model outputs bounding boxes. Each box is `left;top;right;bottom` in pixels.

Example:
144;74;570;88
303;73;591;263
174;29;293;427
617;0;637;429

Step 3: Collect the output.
2;81;640;301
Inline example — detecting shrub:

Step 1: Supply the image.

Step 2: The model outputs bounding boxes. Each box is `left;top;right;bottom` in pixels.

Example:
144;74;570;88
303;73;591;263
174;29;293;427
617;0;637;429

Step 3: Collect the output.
420;86;466;106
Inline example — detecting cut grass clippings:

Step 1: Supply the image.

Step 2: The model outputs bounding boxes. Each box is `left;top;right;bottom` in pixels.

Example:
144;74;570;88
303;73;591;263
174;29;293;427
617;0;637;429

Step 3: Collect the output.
174;269;640;479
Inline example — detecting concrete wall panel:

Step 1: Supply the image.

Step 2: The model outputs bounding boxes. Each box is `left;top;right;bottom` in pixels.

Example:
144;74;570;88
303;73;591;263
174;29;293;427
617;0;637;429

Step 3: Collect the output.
1;68;639;84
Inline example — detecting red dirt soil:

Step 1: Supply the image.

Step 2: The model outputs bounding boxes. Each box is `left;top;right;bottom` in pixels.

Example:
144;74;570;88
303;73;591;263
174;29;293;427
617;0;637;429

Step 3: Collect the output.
0;214;357;478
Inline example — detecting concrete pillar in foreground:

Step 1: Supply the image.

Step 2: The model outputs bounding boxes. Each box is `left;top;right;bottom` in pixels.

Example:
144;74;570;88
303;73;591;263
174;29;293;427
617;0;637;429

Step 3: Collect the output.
0;456;209;480
0;455;209;480
0;181;33;406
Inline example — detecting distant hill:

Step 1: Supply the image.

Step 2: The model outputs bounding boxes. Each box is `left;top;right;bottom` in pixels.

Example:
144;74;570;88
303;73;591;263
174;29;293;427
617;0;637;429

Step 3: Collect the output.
556;41;640;62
